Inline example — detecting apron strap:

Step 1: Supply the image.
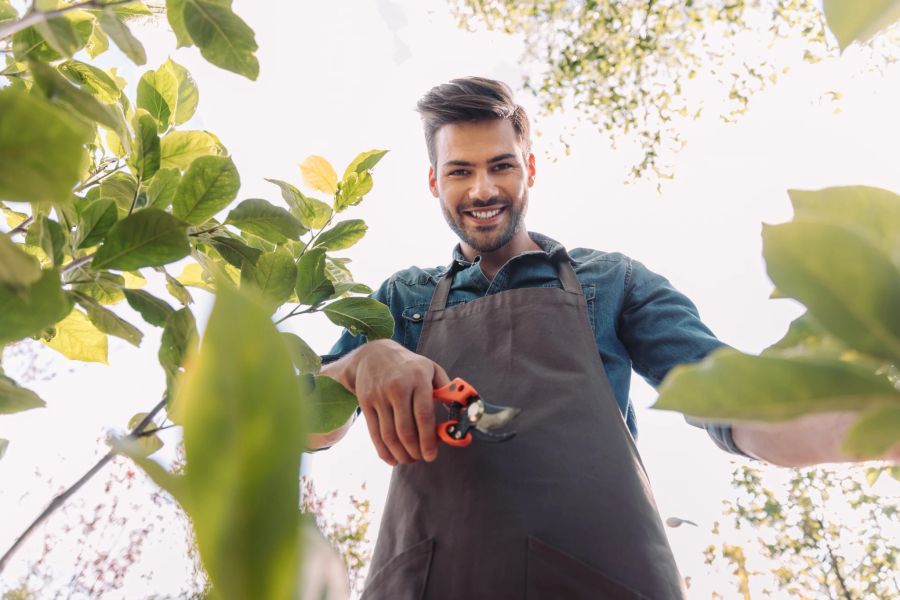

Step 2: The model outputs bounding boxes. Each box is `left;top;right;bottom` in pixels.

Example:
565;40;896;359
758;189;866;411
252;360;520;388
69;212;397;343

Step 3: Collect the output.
429;252;582;312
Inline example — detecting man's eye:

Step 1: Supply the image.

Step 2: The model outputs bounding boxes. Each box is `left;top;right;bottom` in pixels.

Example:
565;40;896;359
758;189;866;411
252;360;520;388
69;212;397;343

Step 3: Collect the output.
448;169;469;176
493;163;513;171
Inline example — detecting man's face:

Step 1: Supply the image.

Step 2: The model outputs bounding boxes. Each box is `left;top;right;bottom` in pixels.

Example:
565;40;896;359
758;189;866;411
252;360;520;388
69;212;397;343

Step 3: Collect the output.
428;119;536;254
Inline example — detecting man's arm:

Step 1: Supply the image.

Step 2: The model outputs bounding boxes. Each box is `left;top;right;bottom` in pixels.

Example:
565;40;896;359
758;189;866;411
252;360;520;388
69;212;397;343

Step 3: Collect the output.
732;411;900;467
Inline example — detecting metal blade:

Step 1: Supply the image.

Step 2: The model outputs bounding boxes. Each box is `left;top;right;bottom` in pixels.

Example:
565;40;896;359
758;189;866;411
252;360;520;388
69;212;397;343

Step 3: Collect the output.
473;402;520;433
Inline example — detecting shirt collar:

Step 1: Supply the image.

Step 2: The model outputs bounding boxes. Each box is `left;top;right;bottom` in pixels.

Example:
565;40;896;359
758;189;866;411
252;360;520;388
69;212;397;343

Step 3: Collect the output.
450;231;574;267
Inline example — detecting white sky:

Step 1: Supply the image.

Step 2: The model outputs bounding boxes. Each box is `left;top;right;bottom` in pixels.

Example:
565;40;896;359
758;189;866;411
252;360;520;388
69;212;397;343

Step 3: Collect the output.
2;1;899;597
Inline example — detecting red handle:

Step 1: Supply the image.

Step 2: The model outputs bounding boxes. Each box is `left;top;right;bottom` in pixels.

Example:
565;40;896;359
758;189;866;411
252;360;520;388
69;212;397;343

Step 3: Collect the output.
437;420;472;447
433;377;478;406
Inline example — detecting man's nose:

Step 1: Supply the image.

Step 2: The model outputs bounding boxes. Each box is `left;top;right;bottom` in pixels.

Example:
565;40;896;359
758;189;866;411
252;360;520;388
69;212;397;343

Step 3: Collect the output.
469;171;498;202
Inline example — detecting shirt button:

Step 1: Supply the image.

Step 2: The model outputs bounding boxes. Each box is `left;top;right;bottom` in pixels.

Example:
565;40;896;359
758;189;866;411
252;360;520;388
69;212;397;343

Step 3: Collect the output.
412;313;421;320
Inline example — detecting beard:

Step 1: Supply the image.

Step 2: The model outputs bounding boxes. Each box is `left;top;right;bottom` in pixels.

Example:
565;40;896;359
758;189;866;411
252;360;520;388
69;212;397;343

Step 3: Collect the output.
442;190;528;253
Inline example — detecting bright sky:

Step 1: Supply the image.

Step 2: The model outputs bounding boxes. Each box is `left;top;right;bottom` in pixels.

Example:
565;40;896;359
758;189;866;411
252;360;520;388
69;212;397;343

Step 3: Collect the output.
1;1;899;597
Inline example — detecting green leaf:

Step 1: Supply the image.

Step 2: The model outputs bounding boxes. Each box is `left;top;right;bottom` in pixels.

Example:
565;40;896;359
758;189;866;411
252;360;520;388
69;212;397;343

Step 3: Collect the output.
100;172;139;217
70;272;126;305
165;0;193;47
163;269;193;305
173;155;240;225
342;149;388;180
158;307;198;392
788;186;900;265
92;208;191;270
240;249;297;306
334;172;373;212
160;130;225;171
0;87;92;205
41;307;107;363
0;439;7;461
265;178;332;230
85;20;110;58
34;217;66;267
145;168;181;210
127;412;164;456
0;375;45;415
97;9;147;65
764;312;849;359
0;1;19;21
655;348;900;421
183;0;259;80
172;284;303;599
842;403;900;459
313;219;367;251
33;5;91;58
137;64;178;130
76;199;118;249
208;234;262;269
225;198;307;243
74;291;143;347
299;374;358;433
822;0;900;50
323;297;393;340
295;247;334;306
0;269;72;345
281;332;321;375
124;288;175;327
167;59;200;125
763;221;900;365
330;281;373;299
58;60;121;104
0;234;41;289
299;155;338;196
130;110;161;180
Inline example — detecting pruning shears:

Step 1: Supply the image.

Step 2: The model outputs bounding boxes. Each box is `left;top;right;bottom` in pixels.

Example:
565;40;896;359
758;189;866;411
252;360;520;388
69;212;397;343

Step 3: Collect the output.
433;377;520;447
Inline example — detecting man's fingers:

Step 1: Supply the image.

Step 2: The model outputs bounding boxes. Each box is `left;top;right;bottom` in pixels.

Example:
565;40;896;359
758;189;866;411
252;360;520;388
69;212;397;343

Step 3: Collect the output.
432;362;451;388
390;391;423;462
360;404;396;466
377;403;416;464
412;379;438;462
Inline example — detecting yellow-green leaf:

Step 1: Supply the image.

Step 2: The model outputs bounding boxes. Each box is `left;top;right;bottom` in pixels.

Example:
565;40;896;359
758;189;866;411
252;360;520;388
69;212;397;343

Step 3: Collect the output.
0;374;45;415
342;149;388;180
160;130;225;171
823;0;900;50
0;234;41;289
0;269;72;345
299;374;358;434
42;307;108;364
300;155;338;196
182;0;259;80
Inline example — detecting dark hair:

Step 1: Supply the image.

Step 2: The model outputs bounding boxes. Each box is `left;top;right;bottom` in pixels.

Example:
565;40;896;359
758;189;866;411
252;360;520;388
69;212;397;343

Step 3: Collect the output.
416;77;531;166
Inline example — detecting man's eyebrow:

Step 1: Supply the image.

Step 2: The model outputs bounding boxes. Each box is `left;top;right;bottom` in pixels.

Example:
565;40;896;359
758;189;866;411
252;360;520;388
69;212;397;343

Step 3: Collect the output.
441;154;517;168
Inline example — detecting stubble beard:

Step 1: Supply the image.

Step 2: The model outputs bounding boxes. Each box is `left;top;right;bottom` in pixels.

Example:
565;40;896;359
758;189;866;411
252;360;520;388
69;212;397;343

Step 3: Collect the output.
442;190;528;253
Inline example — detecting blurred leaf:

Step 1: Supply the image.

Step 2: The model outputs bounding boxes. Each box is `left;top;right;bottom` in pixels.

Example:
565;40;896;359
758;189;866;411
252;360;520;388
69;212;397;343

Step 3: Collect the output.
173;155;240;225
822;0;900;50
165;0;193;47
146;168;181;210
313;219;367;251
225;198;307;243
324;297;393;340
130;110;161;180
124;288;175;327
33;4;90;58
183;0;259;80
0;87;92;204
763;221;900;365
158;306;197;393
265;178;332;230
0;234;41;289
0;438;7;461
330;281;372;299
97;9;147;65
42;307;107;363
58;59;121;104
300;156;338;196
34;216;66;267
0;374;45;415
92;208;191;270
0;269;72;344
85;20;109;58
174;284;303;598
295;247;333;306
76;198;118;248
71;272;126;305
163;269;193;305
160;130;225;170
73;291;143;346
334;172;372;212
342;149;388;180
100;172;139;217
655;348;900;421
281;332;321;375
127;412;163;456
0;1;18;21
843;404;900;459
209;234;262;269
299;374;358;433
175;262;214;292
764;312;849;360
240;249;296;306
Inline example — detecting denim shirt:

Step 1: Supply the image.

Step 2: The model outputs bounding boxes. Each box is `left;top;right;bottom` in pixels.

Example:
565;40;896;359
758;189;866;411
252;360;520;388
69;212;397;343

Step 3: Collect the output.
324;232;745;456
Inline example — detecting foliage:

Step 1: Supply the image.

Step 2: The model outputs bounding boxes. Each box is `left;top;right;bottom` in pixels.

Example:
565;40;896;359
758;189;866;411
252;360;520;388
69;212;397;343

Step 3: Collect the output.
704;465;899;599
449;0;899;183
0;0;392;594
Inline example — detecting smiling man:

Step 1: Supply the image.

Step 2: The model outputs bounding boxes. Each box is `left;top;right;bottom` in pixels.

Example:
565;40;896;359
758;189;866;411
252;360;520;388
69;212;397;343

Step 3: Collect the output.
313;78;881;599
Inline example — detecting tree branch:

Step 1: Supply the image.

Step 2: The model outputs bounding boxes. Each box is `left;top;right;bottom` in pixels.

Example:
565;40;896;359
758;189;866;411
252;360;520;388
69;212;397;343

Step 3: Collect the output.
61;253;95;274
0;0;137;41
0;394;169;575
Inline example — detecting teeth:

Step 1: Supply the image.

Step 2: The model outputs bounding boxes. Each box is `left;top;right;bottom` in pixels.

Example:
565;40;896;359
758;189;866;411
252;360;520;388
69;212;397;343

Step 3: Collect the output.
470;208;501;219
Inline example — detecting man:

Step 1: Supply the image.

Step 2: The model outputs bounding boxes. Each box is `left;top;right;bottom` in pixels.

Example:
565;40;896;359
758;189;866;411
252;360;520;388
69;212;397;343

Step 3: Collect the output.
312;78;885;599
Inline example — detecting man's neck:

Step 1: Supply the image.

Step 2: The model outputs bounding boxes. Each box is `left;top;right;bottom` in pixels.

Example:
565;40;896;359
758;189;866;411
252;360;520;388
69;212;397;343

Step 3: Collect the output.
461;231;541;280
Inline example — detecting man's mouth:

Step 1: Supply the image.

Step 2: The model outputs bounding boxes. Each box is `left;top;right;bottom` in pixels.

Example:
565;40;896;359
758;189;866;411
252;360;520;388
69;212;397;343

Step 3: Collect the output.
462;206;506;223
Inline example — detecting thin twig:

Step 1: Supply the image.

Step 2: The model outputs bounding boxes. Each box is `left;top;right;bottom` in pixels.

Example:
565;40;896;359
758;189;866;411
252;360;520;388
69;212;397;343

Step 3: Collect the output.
273;304;318;326
60;253;95;274
0;394;169;575
74;161;124;193
0;0;137;41
8;216;34;236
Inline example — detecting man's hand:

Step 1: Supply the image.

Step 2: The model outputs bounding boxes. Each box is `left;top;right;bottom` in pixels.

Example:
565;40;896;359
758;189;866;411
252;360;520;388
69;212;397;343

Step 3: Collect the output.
321;339;450;465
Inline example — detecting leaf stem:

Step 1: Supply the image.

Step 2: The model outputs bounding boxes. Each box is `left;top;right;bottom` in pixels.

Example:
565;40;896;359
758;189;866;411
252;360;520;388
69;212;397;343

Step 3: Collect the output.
273;304;318;326
8;216;33;236
74;161;124;193
0;0;137;41
0;394;169;575
60;253;95;274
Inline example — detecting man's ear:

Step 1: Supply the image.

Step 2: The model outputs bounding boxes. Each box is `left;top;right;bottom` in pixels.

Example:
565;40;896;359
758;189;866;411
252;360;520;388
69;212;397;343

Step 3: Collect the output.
428;165;439;198
527;153;536;187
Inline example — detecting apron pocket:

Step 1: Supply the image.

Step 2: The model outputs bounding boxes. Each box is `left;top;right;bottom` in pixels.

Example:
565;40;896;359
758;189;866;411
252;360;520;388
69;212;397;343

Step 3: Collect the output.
525;536;647;600
361;537;434;600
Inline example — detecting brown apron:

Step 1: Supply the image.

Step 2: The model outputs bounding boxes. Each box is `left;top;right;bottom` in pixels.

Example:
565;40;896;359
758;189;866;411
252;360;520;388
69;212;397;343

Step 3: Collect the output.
361;255;685;599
